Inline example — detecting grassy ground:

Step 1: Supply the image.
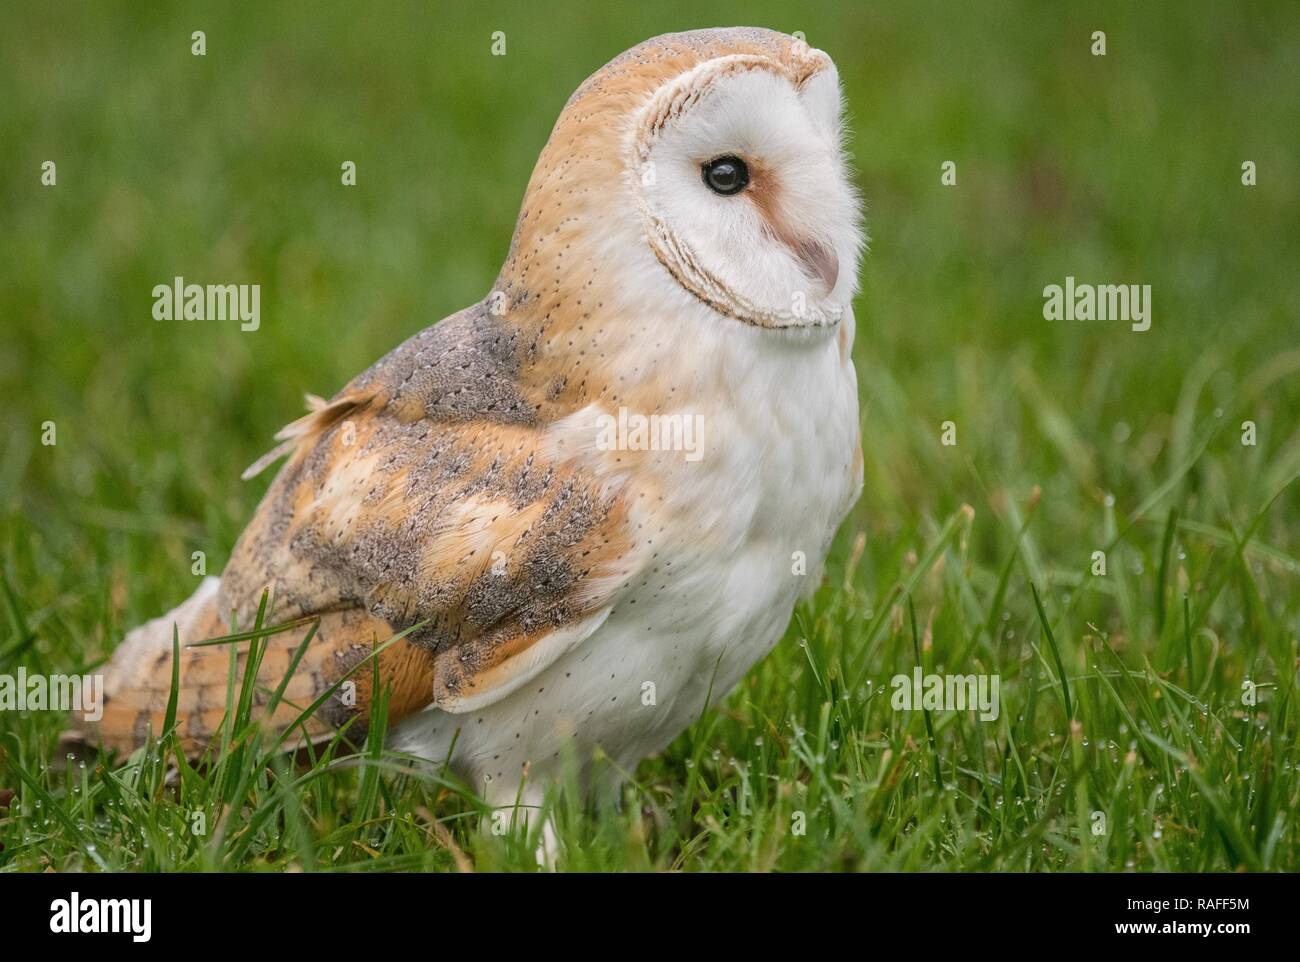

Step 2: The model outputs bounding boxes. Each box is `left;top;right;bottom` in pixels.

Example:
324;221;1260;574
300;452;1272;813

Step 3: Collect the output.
2;1;1298;871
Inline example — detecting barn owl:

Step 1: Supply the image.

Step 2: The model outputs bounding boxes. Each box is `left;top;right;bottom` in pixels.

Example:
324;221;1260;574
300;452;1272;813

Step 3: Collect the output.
74;27;865;844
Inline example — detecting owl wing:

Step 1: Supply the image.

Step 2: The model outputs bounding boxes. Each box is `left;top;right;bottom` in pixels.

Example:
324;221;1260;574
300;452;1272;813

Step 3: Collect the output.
220;302;642;716
71;303;642;758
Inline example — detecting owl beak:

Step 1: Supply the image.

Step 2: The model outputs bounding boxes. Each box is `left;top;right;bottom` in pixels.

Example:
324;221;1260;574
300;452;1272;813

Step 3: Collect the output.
794;238;839;298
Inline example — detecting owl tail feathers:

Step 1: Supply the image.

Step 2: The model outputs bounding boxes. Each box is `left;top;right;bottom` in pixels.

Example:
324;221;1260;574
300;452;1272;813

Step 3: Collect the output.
60;577;434;761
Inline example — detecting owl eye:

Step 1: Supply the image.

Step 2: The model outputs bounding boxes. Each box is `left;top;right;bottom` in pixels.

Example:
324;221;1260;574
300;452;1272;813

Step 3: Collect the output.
701;156;749;196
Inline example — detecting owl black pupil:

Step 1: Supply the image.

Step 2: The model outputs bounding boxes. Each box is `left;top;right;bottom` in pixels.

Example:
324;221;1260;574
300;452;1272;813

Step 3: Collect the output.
703;156;748;195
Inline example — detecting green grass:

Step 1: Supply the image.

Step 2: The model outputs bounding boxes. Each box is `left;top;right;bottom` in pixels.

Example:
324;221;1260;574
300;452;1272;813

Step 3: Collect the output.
2;0;1298;871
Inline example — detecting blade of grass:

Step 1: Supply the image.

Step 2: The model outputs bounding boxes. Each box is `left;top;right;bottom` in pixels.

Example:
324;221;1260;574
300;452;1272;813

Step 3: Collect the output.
1030;582;1072;720
909;595;943;793
1155;506;1178;635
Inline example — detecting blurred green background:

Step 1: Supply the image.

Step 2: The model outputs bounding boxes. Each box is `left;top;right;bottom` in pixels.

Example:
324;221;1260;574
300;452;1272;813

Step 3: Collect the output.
3;0;1298;704
1;1;1298;871
4;2;1298;579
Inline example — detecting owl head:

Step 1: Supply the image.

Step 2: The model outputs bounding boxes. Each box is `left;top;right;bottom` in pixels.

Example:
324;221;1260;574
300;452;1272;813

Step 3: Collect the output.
498;28;864;333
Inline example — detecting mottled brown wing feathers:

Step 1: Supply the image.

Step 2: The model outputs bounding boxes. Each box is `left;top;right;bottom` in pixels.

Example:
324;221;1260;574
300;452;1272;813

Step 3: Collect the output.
79;303;639;757
89;302;635;756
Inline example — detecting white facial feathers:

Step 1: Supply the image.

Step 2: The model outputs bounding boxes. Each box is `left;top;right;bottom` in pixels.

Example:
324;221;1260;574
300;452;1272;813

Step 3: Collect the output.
629;52;864;329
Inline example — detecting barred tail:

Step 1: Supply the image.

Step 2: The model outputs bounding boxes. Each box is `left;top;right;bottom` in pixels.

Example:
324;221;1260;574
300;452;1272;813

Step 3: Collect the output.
65;577;434;758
